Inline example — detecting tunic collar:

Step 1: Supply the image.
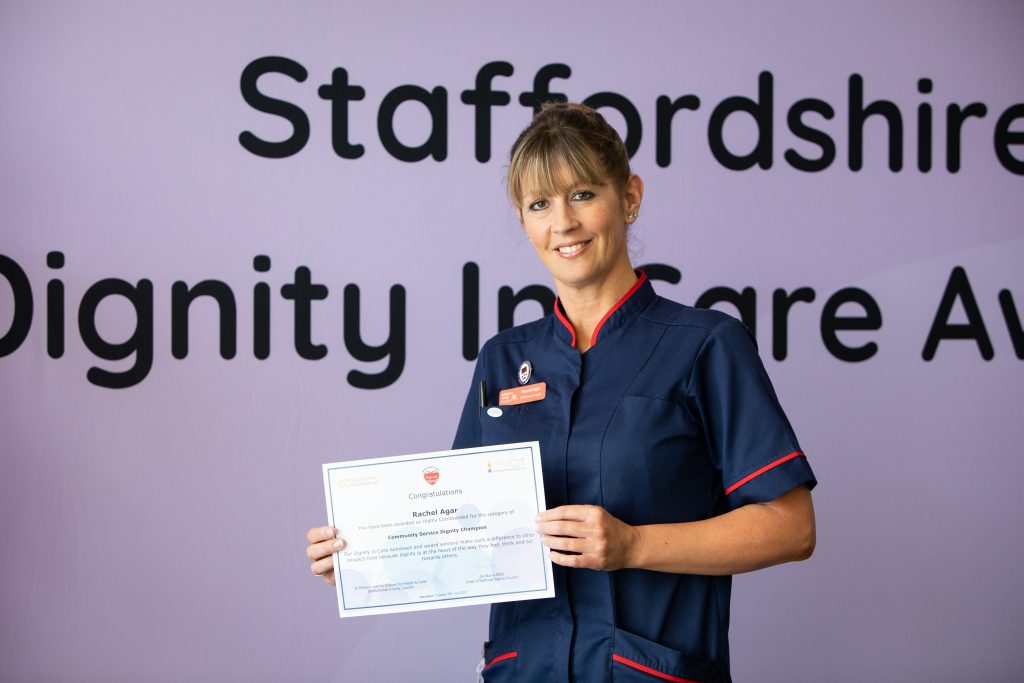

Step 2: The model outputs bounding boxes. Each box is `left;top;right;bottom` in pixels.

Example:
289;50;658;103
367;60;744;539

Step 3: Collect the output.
553;270;654;349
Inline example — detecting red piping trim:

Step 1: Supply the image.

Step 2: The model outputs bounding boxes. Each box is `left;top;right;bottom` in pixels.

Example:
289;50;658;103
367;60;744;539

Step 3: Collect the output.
553;299;577;348
483;651;518;669
725;450;805;495
611;654;701;683
590;271;648;347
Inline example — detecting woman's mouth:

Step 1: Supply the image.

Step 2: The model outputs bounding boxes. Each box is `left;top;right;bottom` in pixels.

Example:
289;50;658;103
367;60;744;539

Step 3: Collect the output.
556;240;591;257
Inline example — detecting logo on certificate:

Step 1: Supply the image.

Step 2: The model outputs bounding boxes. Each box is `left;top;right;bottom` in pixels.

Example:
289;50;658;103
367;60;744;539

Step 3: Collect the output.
335;474;379;488
486;456;528;473
422;466;440;485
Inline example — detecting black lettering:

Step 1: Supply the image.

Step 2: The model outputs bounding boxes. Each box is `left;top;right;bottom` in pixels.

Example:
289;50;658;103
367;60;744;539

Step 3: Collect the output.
498;285;554;331
171;280;237;359
238;56;310;158
583;92;642;158
785;98;836;172
708;71;774;171
771;287;816;360
998;289;1024;359
378;85;448;162
820;287;882;362
0;254;33;357
655;95;701;168
253;255;271;360
848;73;903;171
460;61;514;163
519;64;571;113
343;284;406;389
994;103;1024;175
47;251;64;358
917;78;933;172
317;67;367;159
281;267;328;359
78;279;154;389
462;262;480;361
945;103;987;172
637;263;681;285
922;266;993;360
695;286;757;336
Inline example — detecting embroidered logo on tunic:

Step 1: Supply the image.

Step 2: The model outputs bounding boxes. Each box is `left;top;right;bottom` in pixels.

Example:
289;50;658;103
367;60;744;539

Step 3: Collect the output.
518;360;533;385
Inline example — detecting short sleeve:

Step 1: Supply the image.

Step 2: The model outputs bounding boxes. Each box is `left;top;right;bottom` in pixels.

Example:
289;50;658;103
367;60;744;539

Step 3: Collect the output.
686;317;816;508
452;354;484;450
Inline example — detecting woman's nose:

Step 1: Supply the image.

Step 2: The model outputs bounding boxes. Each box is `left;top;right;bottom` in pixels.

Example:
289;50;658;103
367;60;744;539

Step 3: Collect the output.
551;202;579;234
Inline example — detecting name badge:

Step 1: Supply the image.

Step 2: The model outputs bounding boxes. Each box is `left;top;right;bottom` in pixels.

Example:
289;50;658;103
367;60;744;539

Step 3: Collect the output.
498;382;547;406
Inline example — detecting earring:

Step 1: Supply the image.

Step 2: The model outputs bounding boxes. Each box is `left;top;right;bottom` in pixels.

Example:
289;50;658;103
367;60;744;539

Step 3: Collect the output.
627;212;637;220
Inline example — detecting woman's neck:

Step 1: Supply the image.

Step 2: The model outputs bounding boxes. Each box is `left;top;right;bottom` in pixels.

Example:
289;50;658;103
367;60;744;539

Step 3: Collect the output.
557;266;639;353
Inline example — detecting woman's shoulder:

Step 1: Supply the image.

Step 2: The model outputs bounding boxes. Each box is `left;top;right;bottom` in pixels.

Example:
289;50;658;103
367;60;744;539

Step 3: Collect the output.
637;297;759;364
642;295;747;336
478;314;553;355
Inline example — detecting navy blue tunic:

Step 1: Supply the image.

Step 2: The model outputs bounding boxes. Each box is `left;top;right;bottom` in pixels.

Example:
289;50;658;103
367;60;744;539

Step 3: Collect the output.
453;273;816;683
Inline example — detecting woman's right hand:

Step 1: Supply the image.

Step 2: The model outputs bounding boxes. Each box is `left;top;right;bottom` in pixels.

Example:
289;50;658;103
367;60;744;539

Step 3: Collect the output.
306;525;346;585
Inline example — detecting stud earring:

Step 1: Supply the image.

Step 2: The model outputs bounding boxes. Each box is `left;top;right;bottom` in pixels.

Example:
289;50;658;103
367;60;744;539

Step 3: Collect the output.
627;212;637;220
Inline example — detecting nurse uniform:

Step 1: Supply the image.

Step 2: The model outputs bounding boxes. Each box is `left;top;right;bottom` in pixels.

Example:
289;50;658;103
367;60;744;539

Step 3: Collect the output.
454;272;817;683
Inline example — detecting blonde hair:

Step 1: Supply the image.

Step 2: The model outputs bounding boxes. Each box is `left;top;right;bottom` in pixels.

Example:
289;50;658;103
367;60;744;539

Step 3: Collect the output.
507;102;631;206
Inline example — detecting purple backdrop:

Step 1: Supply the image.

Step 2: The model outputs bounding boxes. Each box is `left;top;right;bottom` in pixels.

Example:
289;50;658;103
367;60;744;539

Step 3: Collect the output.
2;1;1023;680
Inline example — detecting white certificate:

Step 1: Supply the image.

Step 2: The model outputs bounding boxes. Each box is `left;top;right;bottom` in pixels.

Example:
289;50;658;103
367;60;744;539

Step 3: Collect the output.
322;441;555;618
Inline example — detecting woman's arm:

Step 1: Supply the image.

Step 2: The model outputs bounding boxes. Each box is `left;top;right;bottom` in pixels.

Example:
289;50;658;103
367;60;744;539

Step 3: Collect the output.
536;485;815;575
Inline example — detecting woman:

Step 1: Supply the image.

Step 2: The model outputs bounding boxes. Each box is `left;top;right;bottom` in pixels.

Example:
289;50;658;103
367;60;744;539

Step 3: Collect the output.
306;102;816;683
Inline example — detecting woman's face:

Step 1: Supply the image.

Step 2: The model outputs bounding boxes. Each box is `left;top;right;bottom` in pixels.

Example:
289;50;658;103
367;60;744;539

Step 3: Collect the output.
518;168;643;292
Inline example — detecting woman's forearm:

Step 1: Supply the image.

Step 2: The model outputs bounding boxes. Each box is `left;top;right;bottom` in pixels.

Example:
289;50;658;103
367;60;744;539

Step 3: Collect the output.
629;486;815;576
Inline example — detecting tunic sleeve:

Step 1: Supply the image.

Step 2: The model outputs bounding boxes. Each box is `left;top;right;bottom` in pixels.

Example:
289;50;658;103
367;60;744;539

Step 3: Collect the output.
686;316;817;509
451;353;484;450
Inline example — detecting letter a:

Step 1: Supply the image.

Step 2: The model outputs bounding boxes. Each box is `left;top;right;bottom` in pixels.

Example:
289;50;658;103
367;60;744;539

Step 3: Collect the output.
922;266;994;360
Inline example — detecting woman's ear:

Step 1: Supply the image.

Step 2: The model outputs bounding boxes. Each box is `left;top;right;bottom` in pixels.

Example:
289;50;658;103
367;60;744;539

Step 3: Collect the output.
624;173;644;222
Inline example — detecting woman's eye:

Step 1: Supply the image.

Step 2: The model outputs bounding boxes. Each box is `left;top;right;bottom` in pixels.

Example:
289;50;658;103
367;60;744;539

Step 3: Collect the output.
528;199;549;211
571;190;594;201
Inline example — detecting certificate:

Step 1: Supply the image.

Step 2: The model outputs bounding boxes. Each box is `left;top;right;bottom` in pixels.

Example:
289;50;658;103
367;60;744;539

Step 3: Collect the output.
322;441;555;618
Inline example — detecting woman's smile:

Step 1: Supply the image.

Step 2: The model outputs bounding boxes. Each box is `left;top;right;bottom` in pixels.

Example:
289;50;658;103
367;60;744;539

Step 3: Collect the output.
555;239;592;257
518;174;639;295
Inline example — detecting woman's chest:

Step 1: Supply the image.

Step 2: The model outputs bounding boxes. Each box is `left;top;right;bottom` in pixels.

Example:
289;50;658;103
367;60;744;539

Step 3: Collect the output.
478;334;719;523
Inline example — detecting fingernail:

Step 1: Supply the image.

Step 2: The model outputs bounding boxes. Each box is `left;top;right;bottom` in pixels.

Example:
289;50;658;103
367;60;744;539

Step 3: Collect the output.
534;514;541;522
326;527;336;538
333;539;346;550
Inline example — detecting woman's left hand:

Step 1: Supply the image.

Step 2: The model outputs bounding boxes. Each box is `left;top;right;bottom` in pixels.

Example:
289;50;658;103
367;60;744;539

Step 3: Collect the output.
536;505;640;571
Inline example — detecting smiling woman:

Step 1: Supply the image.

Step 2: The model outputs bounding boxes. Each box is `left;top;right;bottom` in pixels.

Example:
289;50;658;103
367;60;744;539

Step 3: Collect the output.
509;103;643;351
306;102;817;683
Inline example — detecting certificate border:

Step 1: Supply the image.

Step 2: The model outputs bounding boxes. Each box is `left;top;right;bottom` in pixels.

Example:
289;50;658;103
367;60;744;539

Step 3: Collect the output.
323;442;551;616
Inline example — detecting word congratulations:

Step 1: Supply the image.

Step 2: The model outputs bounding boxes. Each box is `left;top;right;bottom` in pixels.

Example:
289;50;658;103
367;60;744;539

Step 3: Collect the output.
239;59;1024;174
1;255;1021;390
408;488;463;500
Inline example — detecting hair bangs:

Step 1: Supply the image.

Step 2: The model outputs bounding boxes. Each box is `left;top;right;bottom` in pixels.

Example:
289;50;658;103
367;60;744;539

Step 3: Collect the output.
509;131;608;205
